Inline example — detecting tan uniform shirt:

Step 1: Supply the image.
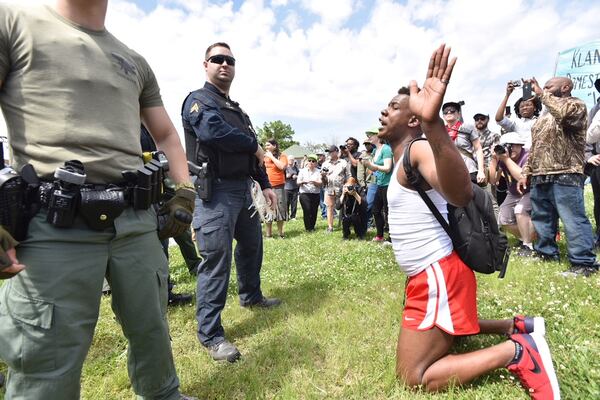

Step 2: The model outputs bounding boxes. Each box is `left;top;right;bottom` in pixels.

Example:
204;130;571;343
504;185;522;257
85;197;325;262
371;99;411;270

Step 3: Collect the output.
0;5;162;183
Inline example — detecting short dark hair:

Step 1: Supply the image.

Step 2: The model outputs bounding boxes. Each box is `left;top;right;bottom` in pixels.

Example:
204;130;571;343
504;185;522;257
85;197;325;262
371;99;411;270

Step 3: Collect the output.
514;96;542;119
397;87;410;96
205;42;231;60
345;137;359;148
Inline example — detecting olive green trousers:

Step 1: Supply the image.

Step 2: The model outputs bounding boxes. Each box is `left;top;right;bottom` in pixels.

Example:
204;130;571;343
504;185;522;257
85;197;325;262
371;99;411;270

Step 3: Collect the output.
0;208;181;399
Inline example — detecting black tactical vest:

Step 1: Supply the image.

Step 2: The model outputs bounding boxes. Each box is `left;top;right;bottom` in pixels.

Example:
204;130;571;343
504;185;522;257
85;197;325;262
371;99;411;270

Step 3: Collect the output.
182;86;259;179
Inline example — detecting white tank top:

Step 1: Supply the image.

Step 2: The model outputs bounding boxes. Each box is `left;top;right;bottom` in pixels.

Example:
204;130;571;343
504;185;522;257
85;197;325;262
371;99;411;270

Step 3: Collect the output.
387;158;453;276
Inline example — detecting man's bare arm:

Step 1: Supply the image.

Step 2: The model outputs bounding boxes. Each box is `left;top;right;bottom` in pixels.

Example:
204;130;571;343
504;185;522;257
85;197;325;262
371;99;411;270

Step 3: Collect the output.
408;44;472;207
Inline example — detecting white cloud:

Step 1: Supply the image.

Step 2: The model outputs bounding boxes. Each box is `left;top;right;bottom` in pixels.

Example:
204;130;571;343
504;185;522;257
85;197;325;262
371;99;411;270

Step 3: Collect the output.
298;0;357;27
1;0;599;149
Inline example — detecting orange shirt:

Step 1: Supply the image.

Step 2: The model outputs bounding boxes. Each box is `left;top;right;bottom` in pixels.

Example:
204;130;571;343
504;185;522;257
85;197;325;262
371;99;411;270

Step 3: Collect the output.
265;153;288;187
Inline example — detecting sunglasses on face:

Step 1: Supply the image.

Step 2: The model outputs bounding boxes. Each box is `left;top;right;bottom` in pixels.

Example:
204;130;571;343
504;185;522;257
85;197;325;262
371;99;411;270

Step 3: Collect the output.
443;109;458;114
207;55;236;66
308;159;317;162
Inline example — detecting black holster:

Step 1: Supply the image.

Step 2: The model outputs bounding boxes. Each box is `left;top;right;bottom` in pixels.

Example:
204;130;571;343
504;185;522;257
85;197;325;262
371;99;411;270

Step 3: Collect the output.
188;161;212;201
0;164;40;241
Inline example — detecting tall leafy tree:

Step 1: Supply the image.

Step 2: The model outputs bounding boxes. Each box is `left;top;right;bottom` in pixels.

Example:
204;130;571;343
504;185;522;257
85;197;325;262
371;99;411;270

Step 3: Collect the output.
257;120;299;150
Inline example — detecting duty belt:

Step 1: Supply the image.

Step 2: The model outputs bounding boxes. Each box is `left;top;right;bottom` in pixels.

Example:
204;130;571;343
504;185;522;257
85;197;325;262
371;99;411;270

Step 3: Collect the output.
38;180;161;231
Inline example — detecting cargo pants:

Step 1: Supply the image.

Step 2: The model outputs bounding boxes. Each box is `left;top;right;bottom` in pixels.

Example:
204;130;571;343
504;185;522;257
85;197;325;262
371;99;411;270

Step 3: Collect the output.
193;178;264;347
0;208;181;399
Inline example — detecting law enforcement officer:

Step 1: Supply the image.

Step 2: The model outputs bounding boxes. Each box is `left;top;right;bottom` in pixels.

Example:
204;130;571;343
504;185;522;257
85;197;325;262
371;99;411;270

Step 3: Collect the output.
141;125;197;306
182;42;281;363
0;1;196;399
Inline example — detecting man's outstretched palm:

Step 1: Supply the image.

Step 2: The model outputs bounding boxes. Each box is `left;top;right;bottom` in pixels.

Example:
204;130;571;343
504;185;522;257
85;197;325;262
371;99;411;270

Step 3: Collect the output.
409;44;456;124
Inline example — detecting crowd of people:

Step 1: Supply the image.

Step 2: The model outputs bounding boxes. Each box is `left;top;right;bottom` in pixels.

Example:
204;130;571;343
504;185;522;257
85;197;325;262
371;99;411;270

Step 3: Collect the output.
275;72;600;283
0;1;598;399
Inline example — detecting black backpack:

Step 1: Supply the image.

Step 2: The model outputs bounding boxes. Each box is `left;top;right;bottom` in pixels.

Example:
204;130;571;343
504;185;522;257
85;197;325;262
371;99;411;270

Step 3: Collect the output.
402;138;510;278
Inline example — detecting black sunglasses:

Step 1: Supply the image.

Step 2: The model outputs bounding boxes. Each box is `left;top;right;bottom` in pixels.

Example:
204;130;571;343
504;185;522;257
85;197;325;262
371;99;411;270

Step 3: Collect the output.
308;159;317;162
443;109;458;114
207;55;236;66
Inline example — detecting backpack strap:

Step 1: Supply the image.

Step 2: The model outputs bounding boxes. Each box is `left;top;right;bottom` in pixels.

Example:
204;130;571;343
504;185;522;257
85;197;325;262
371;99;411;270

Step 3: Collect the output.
402;138;455;241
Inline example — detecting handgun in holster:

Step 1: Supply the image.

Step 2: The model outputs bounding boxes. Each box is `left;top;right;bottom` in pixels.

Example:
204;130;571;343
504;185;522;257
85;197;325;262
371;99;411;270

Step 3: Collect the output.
188;161;212;201
0;164;41;240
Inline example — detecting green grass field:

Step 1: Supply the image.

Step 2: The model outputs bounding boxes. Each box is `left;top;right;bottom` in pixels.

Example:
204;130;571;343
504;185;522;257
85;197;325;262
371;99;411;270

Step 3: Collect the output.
2;190;600;399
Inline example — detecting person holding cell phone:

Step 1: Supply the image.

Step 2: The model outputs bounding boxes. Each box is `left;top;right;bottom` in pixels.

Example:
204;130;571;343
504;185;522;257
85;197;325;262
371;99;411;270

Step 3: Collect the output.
495;80;542;149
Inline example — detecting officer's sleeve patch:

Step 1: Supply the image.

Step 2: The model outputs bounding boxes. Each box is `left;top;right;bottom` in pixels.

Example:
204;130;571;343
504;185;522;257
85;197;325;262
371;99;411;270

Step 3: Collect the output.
190;101;201;114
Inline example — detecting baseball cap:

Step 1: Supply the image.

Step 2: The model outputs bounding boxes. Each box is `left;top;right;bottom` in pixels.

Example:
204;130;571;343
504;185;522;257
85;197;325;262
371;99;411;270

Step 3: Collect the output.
307;154;318;161
499;132;526;145
442;101;462;112
365;126;379;136
473;113;489;120
326;145;338;152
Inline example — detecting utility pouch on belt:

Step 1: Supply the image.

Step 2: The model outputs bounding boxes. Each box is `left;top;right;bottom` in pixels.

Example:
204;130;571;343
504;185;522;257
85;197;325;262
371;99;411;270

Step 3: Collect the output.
147;159;164;203
188;161;212;201
79;189;127;230
0;164;40;241
123;166;152;210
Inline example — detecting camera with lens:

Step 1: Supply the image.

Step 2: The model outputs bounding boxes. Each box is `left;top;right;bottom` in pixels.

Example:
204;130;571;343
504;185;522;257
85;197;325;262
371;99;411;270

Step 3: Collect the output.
345;184;360;193
46;160;86;228
509;80;521;87
494;144;509;155
321;167;329;173
339;144;347;151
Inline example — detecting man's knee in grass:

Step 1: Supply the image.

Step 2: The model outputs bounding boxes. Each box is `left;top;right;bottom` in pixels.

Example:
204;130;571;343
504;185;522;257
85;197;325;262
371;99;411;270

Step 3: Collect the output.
395;362;425;388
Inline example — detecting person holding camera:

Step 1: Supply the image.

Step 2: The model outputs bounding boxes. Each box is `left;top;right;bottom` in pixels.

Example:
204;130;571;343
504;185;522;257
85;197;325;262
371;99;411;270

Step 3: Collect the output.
518;77;598;277
321;145;348;232
297;154;322;231
338;177;367;239
0;1;196;399
340;137;361;179
495;80;542;148
489;132;534;256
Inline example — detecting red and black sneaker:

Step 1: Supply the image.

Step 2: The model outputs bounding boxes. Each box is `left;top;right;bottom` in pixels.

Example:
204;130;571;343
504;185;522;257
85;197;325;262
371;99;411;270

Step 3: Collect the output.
508;333;560;399
513;315;546;336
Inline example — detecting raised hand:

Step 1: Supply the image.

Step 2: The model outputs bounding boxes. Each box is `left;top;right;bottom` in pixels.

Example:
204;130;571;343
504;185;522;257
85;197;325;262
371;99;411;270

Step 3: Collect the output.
530;77;543;96
506;81;516;95
408;44;457;124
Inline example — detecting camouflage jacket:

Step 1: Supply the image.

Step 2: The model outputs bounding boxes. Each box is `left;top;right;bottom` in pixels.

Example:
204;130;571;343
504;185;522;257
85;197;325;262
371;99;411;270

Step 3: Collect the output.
522;91;587;177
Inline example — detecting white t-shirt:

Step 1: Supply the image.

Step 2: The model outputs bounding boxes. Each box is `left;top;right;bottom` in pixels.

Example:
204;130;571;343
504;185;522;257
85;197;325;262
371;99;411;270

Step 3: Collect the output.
297;167;321;194
498;116;536;149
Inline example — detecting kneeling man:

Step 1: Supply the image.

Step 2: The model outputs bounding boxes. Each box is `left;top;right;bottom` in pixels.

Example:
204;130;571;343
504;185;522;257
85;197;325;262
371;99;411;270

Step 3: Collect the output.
381;45;559;399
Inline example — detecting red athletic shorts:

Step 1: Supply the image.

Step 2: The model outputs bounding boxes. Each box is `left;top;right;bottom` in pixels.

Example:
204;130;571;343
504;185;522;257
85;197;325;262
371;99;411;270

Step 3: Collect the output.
402;251;480;335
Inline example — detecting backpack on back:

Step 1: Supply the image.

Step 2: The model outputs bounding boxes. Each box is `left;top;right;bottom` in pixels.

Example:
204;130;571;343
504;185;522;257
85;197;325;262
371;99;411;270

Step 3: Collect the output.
402;138;510;278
